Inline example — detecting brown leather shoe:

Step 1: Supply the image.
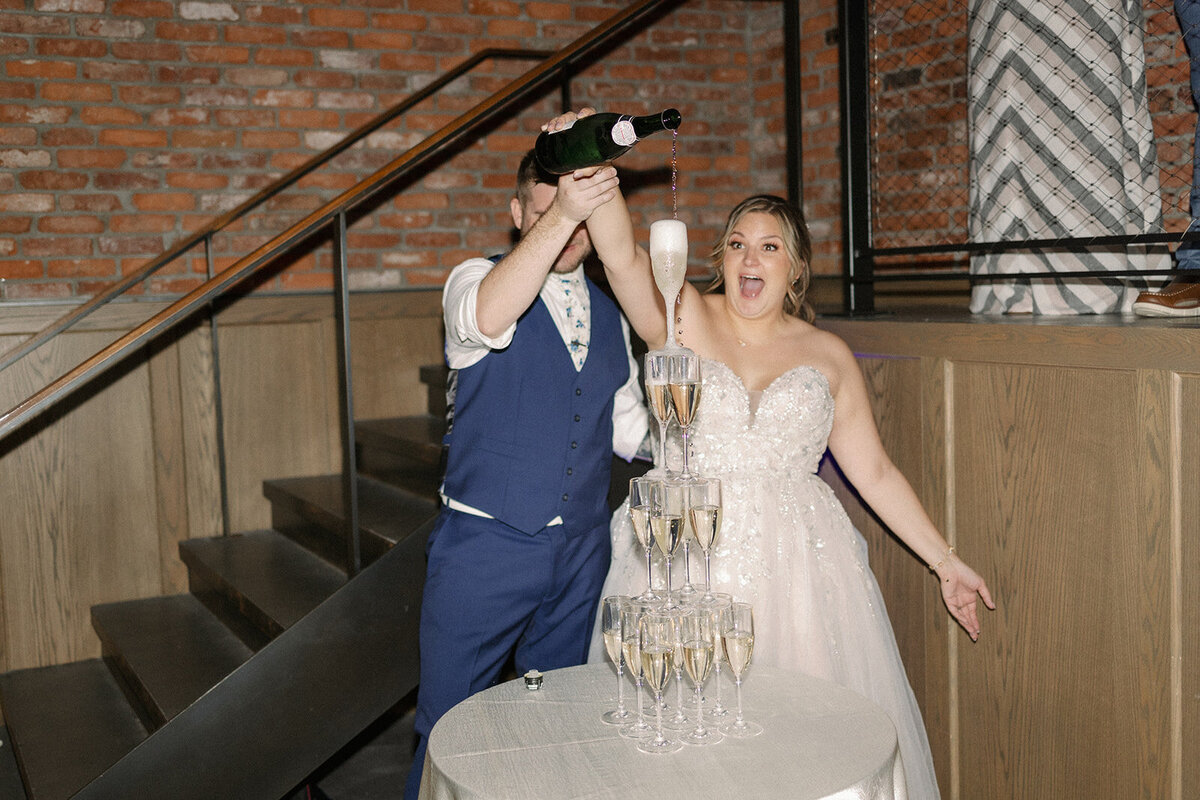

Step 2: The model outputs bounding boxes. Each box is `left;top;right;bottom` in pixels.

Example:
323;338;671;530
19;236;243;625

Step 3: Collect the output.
1133;278;1200;317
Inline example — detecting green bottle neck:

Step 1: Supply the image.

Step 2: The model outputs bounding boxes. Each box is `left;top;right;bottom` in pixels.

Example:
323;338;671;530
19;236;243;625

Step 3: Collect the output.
629;109;682;139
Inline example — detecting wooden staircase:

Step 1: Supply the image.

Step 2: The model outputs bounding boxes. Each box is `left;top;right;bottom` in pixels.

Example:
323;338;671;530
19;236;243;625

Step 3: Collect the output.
0;360;650;799
0;367;451;800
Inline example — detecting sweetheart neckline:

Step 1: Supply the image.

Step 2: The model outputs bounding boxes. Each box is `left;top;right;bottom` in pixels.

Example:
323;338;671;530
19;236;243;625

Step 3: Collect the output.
700;357;831;399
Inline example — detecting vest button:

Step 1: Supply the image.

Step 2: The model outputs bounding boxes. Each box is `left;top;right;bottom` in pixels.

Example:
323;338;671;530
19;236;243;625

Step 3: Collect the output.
566;468;573;476
575;388;582;396
570;441;578;449
574;414;581;422
562;493;569;501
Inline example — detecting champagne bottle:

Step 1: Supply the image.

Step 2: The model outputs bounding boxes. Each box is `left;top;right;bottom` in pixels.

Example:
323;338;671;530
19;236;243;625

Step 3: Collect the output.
534;108;682;174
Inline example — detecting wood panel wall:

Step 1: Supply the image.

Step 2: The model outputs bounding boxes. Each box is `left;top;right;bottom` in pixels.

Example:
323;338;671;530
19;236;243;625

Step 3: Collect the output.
0;292;443;675
821;315;1200;800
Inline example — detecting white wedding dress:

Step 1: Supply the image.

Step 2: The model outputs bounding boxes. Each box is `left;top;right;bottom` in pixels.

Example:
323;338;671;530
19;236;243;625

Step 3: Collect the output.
594;358;940;799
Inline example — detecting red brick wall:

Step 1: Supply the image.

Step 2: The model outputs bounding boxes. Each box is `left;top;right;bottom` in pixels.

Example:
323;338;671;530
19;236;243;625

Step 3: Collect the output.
4;1;1185;304
0;0;826;302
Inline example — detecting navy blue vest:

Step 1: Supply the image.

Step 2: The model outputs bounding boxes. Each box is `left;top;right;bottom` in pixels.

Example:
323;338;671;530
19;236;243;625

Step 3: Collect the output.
442;277;628;534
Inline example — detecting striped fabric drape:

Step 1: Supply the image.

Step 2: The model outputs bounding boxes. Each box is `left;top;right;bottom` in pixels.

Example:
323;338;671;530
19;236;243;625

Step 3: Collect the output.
967;0;1169;314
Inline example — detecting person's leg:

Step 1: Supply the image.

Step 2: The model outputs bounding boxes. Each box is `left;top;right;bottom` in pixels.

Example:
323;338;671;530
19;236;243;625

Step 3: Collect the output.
1179;0;1200;268
1135;0;1200;314
403;511;551;800
514;522;611;675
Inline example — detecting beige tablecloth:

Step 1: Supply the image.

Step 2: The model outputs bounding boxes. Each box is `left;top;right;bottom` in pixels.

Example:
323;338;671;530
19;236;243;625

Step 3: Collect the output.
419;663;904;800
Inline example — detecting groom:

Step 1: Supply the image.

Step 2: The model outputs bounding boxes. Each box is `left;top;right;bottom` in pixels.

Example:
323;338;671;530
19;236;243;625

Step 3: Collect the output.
402;147;648;800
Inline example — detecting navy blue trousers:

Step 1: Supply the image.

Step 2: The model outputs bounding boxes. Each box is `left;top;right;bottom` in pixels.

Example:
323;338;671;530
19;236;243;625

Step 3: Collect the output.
402;507;610;800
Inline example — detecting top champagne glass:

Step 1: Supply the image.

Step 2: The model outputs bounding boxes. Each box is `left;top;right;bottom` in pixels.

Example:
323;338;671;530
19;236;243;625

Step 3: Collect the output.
649;219;687;350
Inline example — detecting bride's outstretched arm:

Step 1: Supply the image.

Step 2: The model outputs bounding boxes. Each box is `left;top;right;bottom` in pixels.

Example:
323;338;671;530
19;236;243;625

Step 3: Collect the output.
823;334;995;640
587;180;668;348
931;548;993;641
540;108;669;347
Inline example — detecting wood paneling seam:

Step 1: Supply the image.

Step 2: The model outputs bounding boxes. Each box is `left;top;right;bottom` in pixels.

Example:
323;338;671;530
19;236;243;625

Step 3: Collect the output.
1171;371;1182;800
943;357;960;800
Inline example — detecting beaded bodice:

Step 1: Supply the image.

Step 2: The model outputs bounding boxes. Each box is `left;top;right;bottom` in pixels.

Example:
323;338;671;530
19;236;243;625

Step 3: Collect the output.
688;358;834;478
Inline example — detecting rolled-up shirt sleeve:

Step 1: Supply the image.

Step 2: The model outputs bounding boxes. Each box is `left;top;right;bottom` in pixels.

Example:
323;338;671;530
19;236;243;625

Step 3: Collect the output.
445;256;648;461
611;317;650;461
442;257;516;369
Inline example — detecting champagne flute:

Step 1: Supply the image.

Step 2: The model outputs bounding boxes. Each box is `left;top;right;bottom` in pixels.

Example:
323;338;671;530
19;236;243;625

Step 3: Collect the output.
688;477;723;602
644;351;673;475
720;601;763;737
677;498;698;602
663;606;691;731
600;595;633;724
649;478;684;608
680;606;722;745
668;351;700;477
619;601;654;740
628;477;656;600
705;593;732;719
649;219;687;350
676;476;706;600
636;611;683;754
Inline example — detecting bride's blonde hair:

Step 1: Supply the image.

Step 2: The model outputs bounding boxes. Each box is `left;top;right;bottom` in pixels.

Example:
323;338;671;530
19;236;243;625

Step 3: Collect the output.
705;194;814;323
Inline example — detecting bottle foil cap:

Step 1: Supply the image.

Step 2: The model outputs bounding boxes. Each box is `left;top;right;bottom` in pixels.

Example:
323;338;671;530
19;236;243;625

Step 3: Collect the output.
611;118;636;147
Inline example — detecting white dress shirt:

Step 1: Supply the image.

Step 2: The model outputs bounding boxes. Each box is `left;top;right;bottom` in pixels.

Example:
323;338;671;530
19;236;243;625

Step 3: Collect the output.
441;257;649;523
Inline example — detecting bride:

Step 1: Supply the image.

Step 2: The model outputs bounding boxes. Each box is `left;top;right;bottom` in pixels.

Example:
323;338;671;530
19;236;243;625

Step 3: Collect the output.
562;120;995;797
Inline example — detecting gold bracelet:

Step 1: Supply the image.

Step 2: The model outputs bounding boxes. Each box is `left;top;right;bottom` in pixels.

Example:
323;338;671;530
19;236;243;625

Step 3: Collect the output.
928;546;955;573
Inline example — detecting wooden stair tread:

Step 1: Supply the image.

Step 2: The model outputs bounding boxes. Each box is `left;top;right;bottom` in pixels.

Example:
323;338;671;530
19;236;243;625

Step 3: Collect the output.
418;363;449;417
0;660;147;800
356;415;445;466
418;363;447;384
264;473;439;548
180;531;346;637
91;594;254;727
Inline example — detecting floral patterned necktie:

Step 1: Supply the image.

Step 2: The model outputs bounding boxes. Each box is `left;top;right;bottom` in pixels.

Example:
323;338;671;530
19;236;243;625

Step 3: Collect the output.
559;274;589;371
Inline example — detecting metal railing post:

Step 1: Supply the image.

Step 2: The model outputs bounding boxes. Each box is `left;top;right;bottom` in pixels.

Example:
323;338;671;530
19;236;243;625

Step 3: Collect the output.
204;233;232;537
839;0;875;314
331;212;361;576
784;0;804;205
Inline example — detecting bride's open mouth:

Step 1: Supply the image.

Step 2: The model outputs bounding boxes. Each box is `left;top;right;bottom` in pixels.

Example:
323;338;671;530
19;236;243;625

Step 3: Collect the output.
739;274;764;299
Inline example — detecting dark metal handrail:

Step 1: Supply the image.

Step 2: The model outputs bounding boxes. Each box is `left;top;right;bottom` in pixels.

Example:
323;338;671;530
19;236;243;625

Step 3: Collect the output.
0;47;552;377
0;0;683;443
